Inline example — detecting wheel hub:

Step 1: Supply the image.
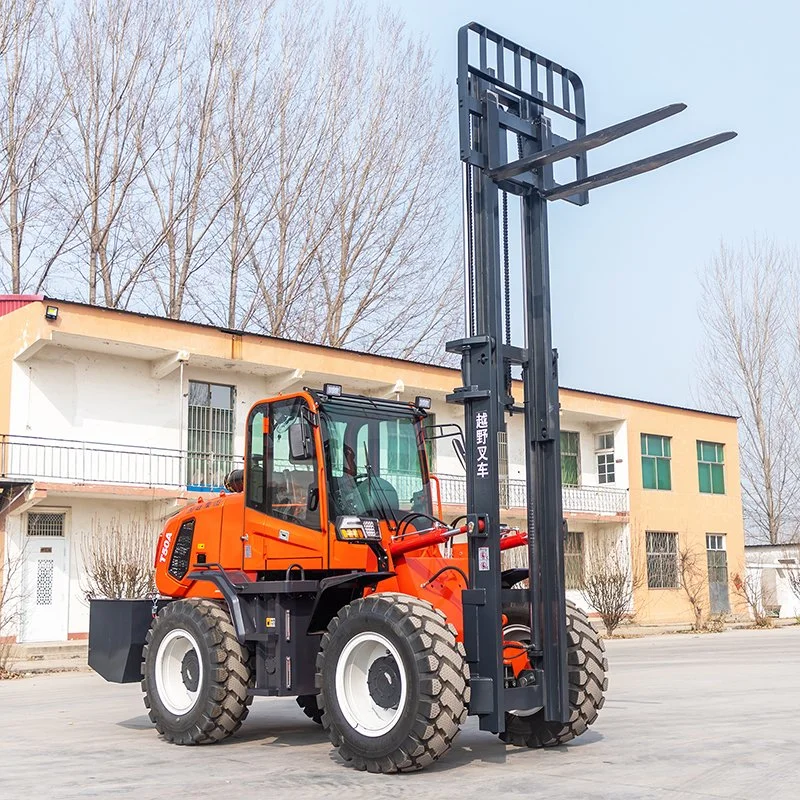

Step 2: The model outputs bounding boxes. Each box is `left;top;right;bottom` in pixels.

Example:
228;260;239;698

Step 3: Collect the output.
367;655;401;709
181;649;200;692
154;628;204;716
334;631;408;737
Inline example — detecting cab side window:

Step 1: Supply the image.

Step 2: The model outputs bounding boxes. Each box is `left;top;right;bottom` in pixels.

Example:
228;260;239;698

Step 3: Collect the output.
267;399;320;530
246;407;267;511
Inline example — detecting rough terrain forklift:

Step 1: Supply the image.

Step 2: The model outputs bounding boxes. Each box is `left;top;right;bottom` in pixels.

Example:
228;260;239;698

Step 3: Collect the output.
88;23;734;772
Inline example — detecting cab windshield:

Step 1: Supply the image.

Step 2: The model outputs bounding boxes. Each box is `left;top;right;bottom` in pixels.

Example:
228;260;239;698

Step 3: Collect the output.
319;401;432;523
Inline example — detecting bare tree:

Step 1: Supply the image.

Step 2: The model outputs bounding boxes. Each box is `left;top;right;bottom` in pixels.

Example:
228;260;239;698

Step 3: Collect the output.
0;543;26;677
0;0;63;293
678;545;708;631
81;517;157;600
698;240;800;544
732;569;775;628
309;8;461;359
581;539;643;637
239;2;461;359
0;0;34;56
786;564;800;600
211;0;278;329
0;0;459;360
51;0;173;307
135;0;248;320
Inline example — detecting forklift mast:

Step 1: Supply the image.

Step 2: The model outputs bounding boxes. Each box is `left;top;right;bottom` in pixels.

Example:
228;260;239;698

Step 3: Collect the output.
448;23;735;733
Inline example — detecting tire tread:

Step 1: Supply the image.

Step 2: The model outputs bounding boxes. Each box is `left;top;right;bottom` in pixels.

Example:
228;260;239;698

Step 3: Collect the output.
317;592;469;773
141;599;252;745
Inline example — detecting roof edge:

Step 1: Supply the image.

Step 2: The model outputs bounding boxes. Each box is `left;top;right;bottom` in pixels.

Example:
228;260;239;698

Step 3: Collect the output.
21;295;738;420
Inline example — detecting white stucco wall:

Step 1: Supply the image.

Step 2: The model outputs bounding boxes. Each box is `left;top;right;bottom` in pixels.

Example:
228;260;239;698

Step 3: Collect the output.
5;498;172;639
745;545;800;619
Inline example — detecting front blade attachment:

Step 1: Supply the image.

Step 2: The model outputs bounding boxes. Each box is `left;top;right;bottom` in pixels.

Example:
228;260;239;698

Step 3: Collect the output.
543;130;737;202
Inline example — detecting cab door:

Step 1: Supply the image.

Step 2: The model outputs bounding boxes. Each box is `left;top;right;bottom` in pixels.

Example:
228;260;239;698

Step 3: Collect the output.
243;396;327;573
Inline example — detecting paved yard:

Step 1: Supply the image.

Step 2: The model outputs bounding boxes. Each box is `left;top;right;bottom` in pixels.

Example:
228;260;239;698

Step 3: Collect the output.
1;627;798;800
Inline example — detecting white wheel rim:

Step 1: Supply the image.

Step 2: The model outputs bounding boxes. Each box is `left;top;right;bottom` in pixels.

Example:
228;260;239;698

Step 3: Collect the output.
334;631;407;737
504;622;538;717
155;628;204;716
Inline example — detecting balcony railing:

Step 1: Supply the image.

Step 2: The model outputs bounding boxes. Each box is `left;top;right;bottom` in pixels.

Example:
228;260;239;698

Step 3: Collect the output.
0;434;242;490
435;473;629;516
0;435;628;515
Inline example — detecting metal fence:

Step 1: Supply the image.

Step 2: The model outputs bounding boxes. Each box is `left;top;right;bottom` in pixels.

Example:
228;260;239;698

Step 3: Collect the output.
0;435;628;513
435;473;629;515
0;434;243;490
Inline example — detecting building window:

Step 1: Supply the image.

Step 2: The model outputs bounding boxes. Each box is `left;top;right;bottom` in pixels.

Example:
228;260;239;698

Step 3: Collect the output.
641;433;671;490
561;431;580;486
187;381;235;490
596;432;615;484
565;531;585;589
646;531;678;588
706;533;725;551
697;441;725;495
27;512;65;537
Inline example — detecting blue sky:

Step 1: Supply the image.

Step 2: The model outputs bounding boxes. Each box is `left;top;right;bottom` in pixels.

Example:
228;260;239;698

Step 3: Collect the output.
380;0;796;409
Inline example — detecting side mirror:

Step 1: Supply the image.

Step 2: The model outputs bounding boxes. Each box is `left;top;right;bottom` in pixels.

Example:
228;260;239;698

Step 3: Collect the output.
288;422;314;461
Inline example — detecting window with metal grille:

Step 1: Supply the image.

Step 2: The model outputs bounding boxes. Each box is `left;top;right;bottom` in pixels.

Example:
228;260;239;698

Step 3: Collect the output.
561;431;580;486
596;432;615;484
565;531;585;589
641;433;671;491
27;512;65;537
697;441;725;495
646;531;678;588
187;381;235;489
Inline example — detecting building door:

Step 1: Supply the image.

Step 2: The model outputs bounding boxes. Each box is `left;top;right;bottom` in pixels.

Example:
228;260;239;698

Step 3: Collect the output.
706;534;730;615
21;512;69;642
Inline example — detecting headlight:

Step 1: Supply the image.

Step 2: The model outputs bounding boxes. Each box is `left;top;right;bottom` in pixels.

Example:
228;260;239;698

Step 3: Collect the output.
336;516;381;542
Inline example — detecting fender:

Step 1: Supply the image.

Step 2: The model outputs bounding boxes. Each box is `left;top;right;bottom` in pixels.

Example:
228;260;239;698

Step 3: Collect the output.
307;571;395;634
185;567;255;643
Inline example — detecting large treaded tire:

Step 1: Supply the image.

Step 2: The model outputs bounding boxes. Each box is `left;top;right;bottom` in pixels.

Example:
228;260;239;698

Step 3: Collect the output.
142;599;253;745
500;600;607;747
317;592;470;773
296;693;323;724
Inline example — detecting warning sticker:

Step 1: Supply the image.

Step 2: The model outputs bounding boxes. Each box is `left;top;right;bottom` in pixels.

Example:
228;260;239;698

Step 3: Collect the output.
478;546;490;571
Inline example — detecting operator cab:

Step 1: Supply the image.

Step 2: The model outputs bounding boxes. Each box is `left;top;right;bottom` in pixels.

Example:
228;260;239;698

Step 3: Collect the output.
244;388;433;554
317;391;433;525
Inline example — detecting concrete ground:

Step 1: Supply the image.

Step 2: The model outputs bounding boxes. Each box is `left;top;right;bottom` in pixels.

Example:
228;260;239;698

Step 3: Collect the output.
1;627;798;800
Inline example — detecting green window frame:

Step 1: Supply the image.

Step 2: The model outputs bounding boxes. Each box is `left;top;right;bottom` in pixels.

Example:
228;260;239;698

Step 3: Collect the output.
697;440;725;494
561;431;580;486
641;433;671;490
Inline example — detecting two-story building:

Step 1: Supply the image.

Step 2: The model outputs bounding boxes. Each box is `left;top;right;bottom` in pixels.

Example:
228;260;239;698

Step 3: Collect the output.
0;295;746;642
